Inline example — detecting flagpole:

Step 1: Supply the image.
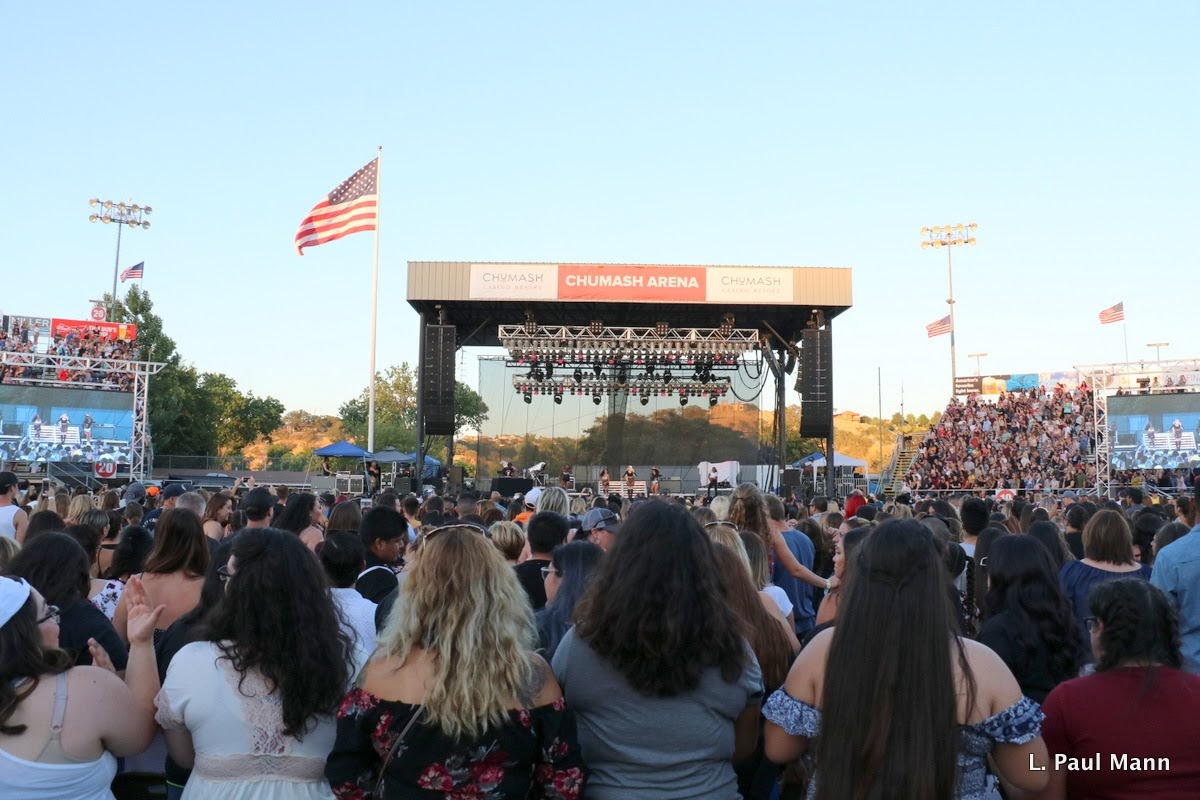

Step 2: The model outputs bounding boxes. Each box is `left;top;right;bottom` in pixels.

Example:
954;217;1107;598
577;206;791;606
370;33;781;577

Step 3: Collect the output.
368;146;382;453
1122;320;1129;364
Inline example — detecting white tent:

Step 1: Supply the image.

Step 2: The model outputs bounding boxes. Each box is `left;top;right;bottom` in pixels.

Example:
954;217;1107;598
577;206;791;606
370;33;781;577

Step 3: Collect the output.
795;451;868;469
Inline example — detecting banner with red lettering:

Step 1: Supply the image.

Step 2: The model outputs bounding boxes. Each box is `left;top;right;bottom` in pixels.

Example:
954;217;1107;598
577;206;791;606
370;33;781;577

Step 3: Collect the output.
50;318;138;342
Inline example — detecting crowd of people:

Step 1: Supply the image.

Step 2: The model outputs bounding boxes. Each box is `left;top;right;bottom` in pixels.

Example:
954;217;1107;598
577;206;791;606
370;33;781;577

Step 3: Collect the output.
1;465;1200;799
1;324;140;392
906;385;1098;492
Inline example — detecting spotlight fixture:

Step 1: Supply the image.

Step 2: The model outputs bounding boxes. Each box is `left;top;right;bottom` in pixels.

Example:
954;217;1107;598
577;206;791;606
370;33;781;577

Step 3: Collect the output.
553;393;563;405
573;368;583;383
709;394;718;407
589;320;603;336
679;394;688;407
523;392;532;404
593;364;603;378
592;394;602;405
524;311;538;335
655;321;669;336
640;396;649;406
662;369;672;383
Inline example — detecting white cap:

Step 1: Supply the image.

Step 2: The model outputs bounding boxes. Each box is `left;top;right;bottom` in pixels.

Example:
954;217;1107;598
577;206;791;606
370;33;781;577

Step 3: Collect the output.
0;577;32;629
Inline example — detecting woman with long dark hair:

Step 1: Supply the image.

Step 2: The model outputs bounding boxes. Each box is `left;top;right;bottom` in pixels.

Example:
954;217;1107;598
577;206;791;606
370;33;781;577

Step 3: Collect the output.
0;574;163;798
763;520;1048;799
553;500;763;799
327;525;586;799
536;540;604;659
274;492;326;552
1035;580;1200;799
977;535;1085;703
6;533;128;670
156;528;353;799
1027;520;1073;572
201;493;232;542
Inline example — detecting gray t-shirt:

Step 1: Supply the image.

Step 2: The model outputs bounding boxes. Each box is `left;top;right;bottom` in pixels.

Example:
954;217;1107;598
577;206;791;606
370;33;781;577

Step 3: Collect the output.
551;627;763;800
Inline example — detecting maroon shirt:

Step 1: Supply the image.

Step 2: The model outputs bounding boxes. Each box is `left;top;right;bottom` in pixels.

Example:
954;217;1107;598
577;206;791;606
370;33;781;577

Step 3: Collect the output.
1041;666;1200;799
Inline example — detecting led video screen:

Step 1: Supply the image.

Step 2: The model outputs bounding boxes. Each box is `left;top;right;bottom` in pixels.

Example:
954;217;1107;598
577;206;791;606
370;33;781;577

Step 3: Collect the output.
0;384;135;466
1107;394;1200;470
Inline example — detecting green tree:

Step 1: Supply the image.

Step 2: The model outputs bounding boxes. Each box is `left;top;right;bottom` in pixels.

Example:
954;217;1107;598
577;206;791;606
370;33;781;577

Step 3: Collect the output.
338;364;489;448
891;412;903;426
199;373;285;454
917;413;930;427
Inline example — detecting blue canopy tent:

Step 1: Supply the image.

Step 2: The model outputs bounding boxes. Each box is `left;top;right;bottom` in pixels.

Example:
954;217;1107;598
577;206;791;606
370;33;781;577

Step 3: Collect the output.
792;451;867;469
399;452;442;481
313;440;373;458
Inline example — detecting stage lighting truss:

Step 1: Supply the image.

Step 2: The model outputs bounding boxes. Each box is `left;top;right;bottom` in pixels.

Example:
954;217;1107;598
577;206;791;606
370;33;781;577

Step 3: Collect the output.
513;375;733;404
498;324;761;365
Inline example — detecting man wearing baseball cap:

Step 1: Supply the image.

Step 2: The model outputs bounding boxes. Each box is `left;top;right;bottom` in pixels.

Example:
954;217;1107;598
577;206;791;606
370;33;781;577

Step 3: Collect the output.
581;507;620;551
144;483;190;530
241;487;277;530
0;471;29;544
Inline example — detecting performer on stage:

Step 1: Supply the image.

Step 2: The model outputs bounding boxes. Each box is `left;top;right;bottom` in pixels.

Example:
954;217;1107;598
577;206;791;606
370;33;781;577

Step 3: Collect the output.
623;465;637;498
367;460;382;494
57;413;70;444
82;414;94;443
706;464;719;498
649;465;661;495
31;413;42;439
599;467;610;496
321;456;333;476
500;461;516;478
560;464;573;490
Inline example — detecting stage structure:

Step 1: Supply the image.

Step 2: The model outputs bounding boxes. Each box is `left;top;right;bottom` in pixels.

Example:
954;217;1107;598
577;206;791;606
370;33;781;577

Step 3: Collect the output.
1077;357;1200;498
0;350;166;481
407;262;853;496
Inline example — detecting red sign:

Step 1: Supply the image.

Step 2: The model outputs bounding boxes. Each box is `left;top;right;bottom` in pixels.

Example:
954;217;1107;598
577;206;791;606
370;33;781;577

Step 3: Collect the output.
50;318;137;342
94;461;117;479
996;488;1016;503
557;264;706;303
90;306;107;321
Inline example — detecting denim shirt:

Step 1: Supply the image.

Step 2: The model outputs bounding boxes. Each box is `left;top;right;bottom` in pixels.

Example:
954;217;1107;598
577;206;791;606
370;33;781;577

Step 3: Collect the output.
1150;524;1200;674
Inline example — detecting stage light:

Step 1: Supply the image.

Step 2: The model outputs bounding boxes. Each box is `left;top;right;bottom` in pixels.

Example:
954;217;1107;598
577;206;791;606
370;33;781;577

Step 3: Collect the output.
679;395;688;407
545;363;554;379
656;321;669;336
554;393;563;405
709;394;718;407
573;368;583;383
523;392;532;404
640;396;649;406
593;364;603;377
593;394;601;405
663;369;672;383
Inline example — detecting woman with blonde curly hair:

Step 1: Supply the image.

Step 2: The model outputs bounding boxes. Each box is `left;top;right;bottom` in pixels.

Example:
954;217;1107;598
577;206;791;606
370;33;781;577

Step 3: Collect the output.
489;520;526;565
326;525;586;799
730;483;835;594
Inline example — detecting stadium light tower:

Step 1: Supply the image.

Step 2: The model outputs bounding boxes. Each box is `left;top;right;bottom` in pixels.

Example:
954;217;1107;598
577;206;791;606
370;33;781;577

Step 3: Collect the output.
89;198;151;317
1146;342;1169;363
968;352;988;376
921;223;977;396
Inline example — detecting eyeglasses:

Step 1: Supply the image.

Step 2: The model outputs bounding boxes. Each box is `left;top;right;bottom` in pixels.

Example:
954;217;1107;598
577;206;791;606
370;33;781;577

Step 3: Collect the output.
217;565;233;582
541;566;563;580
1084;617;1101;633
37;605;60;624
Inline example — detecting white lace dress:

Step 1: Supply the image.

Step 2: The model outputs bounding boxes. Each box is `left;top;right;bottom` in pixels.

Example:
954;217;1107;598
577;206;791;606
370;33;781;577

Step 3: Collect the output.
155;641;336;800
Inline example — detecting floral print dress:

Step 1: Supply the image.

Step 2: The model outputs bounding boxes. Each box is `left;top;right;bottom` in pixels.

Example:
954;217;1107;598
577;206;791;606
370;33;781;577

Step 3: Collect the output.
325;688;586;800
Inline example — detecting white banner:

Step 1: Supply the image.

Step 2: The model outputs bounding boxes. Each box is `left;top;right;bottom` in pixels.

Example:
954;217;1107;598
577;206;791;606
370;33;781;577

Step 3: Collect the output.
469;264;558;300
705;267;793;303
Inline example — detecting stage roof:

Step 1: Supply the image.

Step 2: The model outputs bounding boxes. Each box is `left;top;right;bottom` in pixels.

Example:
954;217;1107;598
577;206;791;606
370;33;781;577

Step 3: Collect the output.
406;262;853;346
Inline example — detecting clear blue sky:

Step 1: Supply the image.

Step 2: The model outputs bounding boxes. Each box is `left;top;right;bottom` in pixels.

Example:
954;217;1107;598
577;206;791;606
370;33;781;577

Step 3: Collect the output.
3;2;1196;427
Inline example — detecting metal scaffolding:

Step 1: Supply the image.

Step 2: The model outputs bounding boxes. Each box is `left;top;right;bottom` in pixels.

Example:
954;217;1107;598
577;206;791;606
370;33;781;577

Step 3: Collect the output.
0;350;166;481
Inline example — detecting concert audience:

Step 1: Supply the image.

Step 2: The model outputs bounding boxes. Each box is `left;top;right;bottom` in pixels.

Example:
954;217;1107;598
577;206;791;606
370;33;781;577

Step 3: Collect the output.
907;386;1095;491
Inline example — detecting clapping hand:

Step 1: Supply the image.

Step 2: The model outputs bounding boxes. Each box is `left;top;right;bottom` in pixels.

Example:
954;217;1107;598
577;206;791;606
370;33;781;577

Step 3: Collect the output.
125;575;166;645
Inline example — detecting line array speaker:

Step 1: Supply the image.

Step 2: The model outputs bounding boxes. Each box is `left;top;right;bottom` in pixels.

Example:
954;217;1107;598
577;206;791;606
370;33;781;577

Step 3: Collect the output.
799;328;832;439
423;324;457;435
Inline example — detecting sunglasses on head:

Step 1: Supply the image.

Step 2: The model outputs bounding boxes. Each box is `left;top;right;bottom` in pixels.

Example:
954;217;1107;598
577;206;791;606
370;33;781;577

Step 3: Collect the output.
421;522;488;542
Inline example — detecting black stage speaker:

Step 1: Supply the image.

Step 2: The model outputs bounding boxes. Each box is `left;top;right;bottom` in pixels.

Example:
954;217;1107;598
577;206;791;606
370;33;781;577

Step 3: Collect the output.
799;328;832;439
392;477;418;495
423;324;457;435
494;477;533;497
782;468;802;488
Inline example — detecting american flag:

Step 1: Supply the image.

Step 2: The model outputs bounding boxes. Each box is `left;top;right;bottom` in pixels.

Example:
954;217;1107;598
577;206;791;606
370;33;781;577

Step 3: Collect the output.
926;315;952;338
295;158;378;255
119;262;144;282
1098;302;1125;325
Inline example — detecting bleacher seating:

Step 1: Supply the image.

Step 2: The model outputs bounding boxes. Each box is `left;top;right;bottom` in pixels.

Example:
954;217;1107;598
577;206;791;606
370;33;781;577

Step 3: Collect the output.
29;425;81;446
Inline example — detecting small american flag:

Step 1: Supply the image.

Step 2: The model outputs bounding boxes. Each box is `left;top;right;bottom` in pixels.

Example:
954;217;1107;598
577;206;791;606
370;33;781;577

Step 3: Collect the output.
1098;302;1124;325
295;158;378;255
926;315;952;338
119;262;144;282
